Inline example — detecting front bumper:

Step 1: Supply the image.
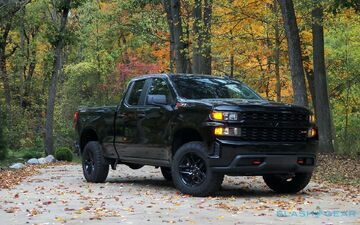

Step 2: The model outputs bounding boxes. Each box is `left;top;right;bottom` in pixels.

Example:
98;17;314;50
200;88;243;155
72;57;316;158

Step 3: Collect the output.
209;139;318;175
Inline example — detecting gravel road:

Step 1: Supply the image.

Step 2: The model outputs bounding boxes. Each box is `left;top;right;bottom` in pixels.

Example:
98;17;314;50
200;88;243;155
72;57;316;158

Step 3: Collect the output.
0;165;358;225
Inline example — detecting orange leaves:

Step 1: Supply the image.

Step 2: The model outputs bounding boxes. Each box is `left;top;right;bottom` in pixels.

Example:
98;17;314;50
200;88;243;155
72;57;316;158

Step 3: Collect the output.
99;2;117;12
0;166;39;189
4;207;20;213
216;202;242;212
301;30;313;44
27;208;40;216
0;162;71;189
152;42;170;69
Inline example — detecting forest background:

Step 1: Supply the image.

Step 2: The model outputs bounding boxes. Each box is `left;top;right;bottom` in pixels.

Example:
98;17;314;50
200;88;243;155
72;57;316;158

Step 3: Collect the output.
0;0;359;161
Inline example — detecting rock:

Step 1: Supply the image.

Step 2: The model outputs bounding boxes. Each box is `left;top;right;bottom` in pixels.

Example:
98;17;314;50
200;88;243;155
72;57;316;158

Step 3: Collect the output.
27;158;39;165
9;163;25;169
38;157;47;164
45;155;56;163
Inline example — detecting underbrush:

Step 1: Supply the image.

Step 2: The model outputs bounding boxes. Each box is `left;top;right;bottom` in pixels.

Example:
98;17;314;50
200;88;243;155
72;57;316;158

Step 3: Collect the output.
313;153;360;186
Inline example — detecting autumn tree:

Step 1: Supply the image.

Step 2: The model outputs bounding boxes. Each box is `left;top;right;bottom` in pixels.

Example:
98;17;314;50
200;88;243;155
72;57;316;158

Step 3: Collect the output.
0;19;14;124
0;0;30;124
44;0;72;155
162;0;213;74
312;0;335;152
162;0;188;73
271;0;282;102
192;0;212;74
278;0;308;107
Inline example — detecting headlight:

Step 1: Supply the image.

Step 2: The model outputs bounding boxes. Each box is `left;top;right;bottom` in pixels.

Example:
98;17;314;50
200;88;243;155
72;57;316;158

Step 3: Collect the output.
309;114;316;124
211;111;238;121
214;127;241;136
307;128;316;138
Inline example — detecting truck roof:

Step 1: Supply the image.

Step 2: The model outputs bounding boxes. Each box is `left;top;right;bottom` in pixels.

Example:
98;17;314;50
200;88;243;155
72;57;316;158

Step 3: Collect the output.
131;73;230;81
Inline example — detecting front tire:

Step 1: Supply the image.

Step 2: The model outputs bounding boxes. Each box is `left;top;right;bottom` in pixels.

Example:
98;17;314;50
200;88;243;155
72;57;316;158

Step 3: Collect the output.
171;141;224;197
263;173;312;193
161;167;172;181
82;141;109;183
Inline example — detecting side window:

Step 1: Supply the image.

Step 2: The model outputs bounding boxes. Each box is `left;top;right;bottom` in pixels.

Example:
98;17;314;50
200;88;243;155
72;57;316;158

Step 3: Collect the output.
127;79;146;105
147;78;173;104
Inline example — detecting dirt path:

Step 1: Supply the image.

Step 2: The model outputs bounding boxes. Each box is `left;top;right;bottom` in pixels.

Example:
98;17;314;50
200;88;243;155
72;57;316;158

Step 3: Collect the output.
0;165;358;225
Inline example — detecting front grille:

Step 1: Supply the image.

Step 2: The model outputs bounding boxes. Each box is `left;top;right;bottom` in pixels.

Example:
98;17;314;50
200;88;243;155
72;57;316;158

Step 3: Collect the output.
240;127;307;142
238;112;307;122
232;111;309;142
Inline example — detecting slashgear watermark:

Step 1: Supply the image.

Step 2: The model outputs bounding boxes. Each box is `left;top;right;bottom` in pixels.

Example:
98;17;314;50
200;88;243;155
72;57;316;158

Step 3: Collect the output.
276;210;357;218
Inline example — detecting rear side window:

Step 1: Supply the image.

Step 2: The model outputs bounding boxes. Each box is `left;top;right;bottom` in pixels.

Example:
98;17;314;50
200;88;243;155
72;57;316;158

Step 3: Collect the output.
147;78;173;104
127;80;146;105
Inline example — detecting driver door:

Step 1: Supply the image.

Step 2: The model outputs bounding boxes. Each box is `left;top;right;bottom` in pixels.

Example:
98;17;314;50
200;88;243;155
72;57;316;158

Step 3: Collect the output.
136;77;175;161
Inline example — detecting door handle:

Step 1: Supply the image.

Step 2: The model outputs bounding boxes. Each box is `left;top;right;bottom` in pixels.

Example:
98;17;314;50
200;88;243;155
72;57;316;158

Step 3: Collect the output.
117;113;126;118
137;113;146;118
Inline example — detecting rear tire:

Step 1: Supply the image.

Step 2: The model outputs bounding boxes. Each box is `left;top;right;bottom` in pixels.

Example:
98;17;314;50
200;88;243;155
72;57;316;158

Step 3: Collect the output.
171;141;224;197
263;173;312;193
82;141;109;183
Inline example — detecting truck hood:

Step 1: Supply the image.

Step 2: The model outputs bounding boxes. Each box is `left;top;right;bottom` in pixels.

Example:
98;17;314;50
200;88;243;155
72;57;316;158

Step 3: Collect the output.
183;98;309;114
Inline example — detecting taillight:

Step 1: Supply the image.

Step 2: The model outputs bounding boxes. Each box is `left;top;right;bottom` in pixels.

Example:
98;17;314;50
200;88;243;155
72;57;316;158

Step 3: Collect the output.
73;111;79;128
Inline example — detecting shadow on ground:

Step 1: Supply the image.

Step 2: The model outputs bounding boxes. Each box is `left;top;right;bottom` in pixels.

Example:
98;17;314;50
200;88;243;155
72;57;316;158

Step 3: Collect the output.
105;176;309;198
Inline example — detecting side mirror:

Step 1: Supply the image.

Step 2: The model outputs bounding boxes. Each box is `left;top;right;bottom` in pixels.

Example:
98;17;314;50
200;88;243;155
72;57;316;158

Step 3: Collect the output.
147;94;167;105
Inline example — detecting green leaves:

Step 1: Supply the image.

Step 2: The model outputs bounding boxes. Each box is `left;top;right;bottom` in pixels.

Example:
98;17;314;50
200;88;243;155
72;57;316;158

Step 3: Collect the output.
332;0;360;13
0;116;8;160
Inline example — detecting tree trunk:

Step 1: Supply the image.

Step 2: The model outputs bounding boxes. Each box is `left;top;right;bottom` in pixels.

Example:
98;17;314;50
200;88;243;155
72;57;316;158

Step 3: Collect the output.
19;8;26;108
278;0;308;107
24;45;37;105
0;105;6;158
265;27;273;99
192;0;202;74
44;0;71;156
170;0;187;73
230;54;234;77
0;21;13;124
344;81;350;145
312;2;334;152
305;69;316;111
162;0;175;73
273;0;281;102
184;14;192;74
201;0;212;75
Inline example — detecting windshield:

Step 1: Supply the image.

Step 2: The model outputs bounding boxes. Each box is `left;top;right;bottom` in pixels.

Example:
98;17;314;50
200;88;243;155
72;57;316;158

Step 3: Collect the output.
170;76;262;100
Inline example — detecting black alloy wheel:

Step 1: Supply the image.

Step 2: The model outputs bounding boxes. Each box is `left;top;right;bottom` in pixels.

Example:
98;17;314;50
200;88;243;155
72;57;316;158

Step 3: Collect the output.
171;141;224;197
83;150;95;175
178;153;207;187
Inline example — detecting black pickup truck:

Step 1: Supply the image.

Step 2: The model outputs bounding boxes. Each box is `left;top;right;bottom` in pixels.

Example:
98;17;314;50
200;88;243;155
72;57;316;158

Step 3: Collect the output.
74;74;318;196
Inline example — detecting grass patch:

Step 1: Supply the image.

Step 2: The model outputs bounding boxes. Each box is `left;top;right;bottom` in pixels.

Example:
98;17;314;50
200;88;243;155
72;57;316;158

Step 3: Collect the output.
22;151;43;160
72;155;82;164
0;150;24;168
0;149;81;168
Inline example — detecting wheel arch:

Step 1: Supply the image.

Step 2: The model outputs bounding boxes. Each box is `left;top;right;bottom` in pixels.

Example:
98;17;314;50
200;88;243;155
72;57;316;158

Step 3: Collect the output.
171;127;204;157
79;127;99;153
